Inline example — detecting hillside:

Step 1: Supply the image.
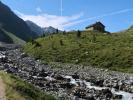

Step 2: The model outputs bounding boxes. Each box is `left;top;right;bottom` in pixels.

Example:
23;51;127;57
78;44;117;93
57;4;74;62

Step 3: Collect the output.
3;30;26;44
0;28;25;44
0;29;13;43
0;1;38;42
24;28;133;73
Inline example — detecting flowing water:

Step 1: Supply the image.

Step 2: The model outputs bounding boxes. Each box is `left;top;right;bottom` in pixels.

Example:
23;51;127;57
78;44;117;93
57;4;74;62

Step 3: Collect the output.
63;75;133;100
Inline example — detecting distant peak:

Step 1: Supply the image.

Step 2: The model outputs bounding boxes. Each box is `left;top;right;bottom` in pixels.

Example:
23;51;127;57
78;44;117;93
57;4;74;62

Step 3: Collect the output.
48;26;55;28
44;26;56;29
128;25;133;30
130;25;133;28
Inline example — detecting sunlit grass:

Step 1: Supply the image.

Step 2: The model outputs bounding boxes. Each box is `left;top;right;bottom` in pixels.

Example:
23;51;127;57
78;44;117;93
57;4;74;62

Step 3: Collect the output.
24;28;133;73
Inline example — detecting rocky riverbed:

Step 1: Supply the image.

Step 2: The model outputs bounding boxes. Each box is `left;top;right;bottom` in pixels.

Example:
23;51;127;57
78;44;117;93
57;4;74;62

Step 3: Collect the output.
0;44;133;100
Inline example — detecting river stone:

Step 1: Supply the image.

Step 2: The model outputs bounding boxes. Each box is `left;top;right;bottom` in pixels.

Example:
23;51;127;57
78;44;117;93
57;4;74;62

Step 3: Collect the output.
114;94;123;99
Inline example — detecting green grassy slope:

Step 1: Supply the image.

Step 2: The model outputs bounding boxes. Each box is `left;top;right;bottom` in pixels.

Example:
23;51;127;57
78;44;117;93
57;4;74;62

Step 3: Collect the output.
0;71;56;100
23;28;133;73
0;28;13;43
4;30;26;44
0;28;25;44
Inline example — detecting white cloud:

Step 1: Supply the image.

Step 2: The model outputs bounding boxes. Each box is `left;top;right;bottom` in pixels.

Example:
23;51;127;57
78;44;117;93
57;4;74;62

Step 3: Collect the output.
63;8;133;26
15;10;83;30
36;7;42;13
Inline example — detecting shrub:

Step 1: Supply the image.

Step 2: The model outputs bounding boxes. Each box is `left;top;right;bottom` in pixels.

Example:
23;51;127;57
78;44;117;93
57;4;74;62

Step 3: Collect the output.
60;39;64;46
77;30;81;38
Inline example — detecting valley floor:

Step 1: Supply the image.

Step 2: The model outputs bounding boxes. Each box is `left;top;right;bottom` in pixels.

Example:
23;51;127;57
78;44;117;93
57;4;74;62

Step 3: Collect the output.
0;44;133;100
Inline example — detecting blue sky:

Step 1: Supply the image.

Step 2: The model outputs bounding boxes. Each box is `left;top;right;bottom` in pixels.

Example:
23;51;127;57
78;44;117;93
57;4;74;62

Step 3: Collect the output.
1;0;133;32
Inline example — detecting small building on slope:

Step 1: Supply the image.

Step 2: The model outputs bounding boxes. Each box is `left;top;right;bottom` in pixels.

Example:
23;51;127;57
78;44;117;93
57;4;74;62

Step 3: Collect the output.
85;22;105;32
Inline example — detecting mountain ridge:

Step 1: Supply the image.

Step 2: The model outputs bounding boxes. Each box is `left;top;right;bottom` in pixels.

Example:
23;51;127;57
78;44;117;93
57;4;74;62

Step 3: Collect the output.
26;20;44;35
0;1;38;43
26;20;62;35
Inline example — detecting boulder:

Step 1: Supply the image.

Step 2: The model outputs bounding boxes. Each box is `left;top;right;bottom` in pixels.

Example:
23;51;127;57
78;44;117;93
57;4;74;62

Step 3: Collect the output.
38;72;48;77
60;82;75;89
54;75;65;81
73;88;86;98
94;79;104;87
102;89;113;99
113;94;123;99
72;74;79;79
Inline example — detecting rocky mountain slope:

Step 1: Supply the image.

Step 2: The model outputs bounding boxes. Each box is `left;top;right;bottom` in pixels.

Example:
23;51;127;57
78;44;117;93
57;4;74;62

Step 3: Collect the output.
0;1;38;43
26;20;44;35
43;26;62;34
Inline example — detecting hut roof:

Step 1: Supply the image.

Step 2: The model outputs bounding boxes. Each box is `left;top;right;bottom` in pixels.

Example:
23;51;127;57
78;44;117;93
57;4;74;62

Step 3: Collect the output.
86;22;105;29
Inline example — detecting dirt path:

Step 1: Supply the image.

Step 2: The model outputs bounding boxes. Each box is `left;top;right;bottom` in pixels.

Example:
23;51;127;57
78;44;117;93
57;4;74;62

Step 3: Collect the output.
0;77;6;100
